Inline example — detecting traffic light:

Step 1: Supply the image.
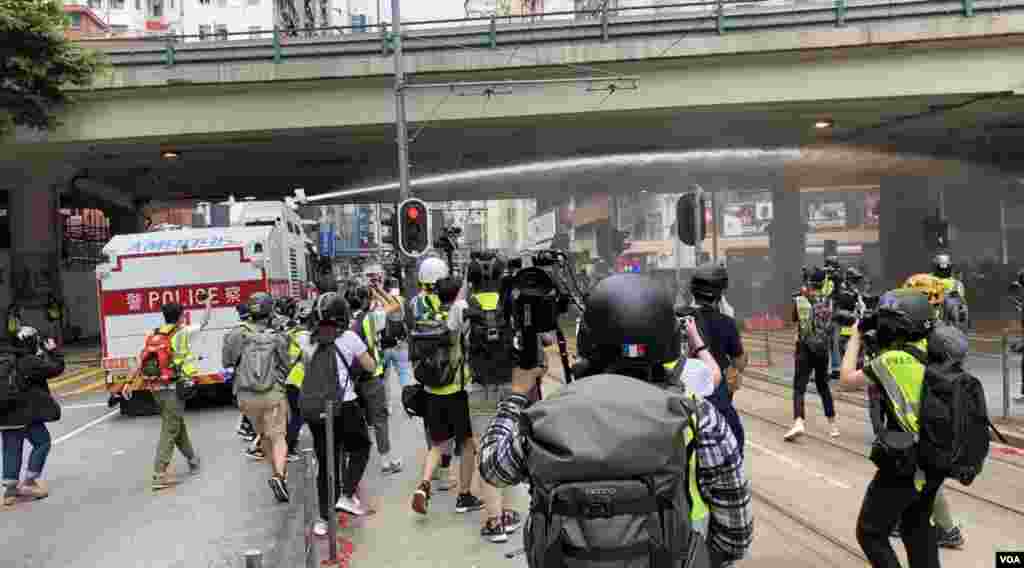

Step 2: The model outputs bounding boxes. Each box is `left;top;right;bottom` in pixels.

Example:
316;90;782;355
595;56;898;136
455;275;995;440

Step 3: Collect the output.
397;198;430;257
676;193;706;246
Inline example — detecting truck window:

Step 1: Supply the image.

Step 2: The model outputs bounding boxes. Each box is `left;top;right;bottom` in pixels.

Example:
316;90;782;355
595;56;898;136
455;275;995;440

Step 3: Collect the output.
244;221;275;227
253;243;264;253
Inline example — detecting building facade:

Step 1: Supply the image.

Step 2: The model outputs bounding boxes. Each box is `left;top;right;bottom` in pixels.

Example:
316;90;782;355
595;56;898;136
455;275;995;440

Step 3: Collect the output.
75;0;184;35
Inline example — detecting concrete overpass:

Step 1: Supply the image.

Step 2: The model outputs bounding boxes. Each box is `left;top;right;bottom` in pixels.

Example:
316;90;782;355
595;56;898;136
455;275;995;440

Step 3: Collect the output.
3;1;1024;330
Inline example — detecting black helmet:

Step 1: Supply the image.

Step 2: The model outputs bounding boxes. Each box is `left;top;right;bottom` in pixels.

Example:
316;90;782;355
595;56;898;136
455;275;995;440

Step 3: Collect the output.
580;274;680;376
690;263;727;303
248;292;274;320
933;252;953;278
276;297;297;319
825;255;840;270
346;286;370;312
315;292;351;326
877;288;934;340
808;267;827;287
845;266;864;283
468;251;506;290
928;323;968;365
384;277;400;291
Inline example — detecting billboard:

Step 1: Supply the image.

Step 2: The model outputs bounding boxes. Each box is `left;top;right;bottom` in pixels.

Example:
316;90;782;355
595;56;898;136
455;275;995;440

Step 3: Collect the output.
721;191;772;237
528;210;557;248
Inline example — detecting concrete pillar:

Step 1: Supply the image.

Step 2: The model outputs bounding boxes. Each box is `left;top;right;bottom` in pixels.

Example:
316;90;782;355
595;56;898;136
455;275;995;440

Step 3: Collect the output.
878;176;938;291
769;184;805;318
9;183;62;331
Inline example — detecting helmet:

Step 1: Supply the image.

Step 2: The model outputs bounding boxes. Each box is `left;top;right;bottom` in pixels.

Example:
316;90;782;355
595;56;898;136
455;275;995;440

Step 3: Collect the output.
933;252;953;278
16;326;39;352
580;274;680;373
807;267;827;287
845;266;864;283
418;257;449;286
235;303;251;321
248;292;275;320
877;288;934;340
690;263;727;303
904;273;944;306
384;277;400;292
275;297;297;319
468;251;506;290
825;255;840;269
295;299;315;323
928;324;968;364
314;292;351;326
346;286;371;312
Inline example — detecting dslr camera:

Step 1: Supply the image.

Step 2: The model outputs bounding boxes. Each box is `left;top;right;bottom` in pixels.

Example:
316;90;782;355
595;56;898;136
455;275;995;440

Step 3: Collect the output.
434;226;461;255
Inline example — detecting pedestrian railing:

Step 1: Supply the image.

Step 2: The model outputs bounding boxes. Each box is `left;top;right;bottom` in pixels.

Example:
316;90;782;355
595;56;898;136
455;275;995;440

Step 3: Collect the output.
72;0;1024;68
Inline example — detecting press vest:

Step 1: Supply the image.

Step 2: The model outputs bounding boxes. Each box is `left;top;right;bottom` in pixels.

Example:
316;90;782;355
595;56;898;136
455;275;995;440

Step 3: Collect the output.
866;338;928;489
161;324;198;380
660;360;710;530
355;312;384;378
286;327;307;387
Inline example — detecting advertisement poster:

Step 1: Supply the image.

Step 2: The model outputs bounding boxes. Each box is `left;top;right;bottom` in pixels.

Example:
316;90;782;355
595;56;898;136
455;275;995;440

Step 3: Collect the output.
721;191;773;237
864;191;880;226
807;198;847;229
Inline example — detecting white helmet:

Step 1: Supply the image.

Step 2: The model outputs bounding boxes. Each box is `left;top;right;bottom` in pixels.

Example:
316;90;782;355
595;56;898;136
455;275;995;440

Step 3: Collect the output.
418;257;449;285
363;263;384;277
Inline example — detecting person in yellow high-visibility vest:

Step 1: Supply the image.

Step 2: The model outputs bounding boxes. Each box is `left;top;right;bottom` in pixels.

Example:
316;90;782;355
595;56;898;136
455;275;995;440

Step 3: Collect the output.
479;274;753;565
45;294;64;346
839;288;943;567
283;300;314;463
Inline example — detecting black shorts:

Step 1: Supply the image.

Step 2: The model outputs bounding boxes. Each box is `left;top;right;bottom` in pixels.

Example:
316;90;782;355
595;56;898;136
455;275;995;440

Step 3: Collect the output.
423;390;472;451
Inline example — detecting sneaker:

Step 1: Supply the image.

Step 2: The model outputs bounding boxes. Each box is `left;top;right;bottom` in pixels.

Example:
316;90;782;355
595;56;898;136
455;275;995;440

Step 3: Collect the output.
481;516;508;543
335;493;366;516
412;480;431;515
313;520;328;537
829;424;840;438
269;476;290;503
784;419;805;442
381;458;403;475
151;471;178;491
245;447;265;461
937;525;965;549
2;484;17;506
286;451;301;463
502;509;523;534
890;526;901;538
188;458;201;476
17;479;48;499
455;492;484;513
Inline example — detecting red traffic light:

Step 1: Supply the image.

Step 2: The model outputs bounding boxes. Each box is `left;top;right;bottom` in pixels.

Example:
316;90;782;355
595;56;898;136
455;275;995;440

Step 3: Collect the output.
407;207;420;220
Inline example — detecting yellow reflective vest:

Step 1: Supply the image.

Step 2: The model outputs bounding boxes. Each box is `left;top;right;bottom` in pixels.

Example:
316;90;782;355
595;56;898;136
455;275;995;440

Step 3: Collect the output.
866;338;928;489
661;359;710;529
161;324;198;380
285;327;307;388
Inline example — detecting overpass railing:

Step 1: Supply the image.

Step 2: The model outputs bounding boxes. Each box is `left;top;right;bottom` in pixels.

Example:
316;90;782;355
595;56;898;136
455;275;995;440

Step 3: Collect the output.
74;0;1024;67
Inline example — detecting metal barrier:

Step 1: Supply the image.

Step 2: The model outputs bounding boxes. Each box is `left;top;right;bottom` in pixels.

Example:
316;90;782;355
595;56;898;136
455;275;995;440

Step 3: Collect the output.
1002;329;1023;418
744;329;775;368
302;447;319;568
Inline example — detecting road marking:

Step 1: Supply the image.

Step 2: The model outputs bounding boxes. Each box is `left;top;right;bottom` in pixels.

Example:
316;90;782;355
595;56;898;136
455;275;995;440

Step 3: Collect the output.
62;402;110;410
50;367;103;389
53;409;118;446
112;450;126;456
60;379;108;398
747;439;852;490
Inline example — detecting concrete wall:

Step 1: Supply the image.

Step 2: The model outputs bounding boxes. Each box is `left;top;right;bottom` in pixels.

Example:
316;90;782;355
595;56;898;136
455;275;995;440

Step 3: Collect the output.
63;268;101;339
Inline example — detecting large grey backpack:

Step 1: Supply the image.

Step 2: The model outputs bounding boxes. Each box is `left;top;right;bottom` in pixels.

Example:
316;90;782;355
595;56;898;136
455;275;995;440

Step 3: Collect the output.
234;326;287;394
522;374;711;568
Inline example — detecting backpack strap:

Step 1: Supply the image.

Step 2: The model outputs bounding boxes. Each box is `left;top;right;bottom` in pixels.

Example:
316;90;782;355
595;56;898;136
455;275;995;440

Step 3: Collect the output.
901;344;928;366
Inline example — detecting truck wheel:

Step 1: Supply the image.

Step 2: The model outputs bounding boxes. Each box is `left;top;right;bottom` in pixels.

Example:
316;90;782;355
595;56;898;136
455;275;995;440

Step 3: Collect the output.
120;391;160;417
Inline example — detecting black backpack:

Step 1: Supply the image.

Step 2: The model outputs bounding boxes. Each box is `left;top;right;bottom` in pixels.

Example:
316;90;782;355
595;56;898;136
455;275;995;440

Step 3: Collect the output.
904;346;1006;486
408;305;464;390
299;342;348;422
465;293;515;385
0;353;24;407
522;374;712;568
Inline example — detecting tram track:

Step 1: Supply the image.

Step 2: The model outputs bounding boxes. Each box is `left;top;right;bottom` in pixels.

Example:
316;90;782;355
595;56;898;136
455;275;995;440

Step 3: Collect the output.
750;487;869;566
737;376;1024;519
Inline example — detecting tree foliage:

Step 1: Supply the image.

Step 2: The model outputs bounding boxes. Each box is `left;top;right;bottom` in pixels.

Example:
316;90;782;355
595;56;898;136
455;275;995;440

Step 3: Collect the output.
0;0;105;134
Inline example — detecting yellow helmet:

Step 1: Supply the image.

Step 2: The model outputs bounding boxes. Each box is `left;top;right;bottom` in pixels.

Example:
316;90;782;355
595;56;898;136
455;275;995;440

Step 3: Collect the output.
903;273;944;305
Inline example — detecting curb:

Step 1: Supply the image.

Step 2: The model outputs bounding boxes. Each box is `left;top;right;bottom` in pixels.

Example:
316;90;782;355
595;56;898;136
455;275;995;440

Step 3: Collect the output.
744;367;1024;450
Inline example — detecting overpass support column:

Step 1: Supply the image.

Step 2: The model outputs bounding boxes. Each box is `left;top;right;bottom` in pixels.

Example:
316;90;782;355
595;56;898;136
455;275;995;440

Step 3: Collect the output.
878;176;939;291
769;184;805;319
9;181;63;331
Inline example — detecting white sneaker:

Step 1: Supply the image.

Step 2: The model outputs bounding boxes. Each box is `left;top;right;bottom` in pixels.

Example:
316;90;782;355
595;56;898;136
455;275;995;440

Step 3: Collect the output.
784;419;805;442
313;520;328;537
336;494;367;516
381;458;403;475
829;424;840;438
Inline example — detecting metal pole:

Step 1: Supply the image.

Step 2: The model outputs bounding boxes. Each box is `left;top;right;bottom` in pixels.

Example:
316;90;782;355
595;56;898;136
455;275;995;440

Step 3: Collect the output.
303;447;318;568
324;400;339;562
711;190;720;264
1000;199;1009;265
693;185;704;267
765;328;772;367
1002;330;1011;419
243;550;263;568
392;0;409;200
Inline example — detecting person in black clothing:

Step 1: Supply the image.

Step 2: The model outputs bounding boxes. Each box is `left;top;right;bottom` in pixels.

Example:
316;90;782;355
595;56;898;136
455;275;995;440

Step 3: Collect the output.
1;326;64;505
688;264;748;453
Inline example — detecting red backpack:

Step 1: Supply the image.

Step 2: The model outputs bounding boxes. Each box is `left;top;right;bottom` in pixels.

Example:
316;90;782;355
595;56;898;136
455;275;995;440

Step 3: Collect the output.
139;327;177;382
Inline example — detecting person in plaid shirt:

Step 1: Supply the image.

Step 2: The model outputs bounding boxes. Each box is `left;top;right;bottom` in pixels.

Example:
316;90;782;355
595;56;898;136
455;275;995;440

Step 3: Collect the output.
479;276;753;567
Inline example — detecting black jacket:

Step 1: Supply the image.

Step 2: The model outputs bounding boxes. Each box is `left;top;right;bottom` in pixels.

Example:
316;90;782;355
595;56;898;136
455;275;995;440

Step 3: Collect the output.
0;348;65;428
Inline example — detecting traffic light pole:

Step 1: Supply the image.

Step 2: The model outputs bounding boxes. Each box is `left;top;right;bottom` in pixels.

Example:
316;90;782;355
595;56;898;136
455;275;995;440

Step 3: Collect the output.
391;0;418;300
693;185;703;267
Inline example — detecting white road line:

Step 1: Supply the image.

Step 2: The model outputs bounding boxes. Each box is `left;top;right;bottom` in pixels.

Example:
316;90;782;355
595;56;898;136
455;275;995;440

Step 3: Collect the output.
53;409;118;446
61;402;111;410
747;439;852;490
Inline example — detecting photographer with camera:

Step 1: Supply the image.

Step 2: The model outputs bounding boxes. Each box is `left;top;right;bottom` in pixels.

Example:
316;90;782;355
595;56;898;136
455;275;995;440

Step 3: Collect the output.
786;267;840;441
839;288;942;568
683;264;748;453
479;274;752;568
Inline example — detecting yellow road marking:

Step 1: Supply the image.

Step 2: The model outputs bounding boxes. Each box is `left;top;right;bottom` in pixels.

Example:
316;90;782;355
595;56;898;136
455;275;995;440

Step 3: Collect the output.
49;367;104;389
61;378;108;398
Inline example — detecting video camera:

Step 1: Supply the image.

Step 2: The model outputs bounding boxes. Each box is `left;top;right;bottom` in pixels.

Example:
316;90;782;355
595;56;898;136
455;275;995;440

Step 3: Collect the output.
504;249;585;374
434;226;461;255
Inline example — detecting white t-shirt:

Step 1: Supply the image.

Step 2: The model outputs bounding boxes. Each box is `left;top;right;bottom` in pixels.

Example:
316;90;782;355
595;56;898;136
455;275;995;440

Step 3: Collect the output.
332;330;367;402
678;357;714;398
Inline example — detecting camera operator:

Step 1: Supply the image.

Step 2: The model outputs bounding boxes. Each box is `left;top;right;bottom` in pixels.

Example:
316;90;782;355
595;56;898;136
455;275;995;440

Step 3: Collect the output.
839;288;942;568
480;274;752;568
685;264;748;453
